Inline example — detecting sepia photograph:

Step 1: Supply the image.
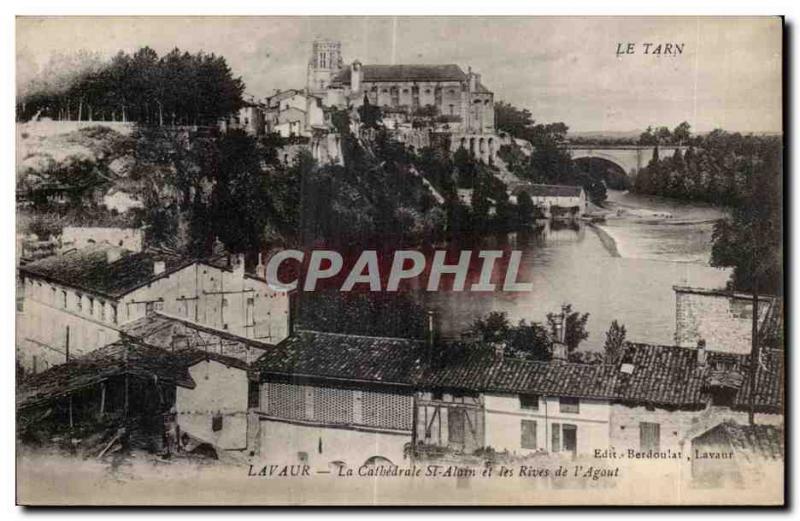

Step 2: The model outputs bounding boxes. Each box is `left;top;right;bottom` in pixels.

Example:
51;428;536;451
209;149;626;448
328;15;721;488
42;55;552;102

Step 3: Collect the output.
13;15;784;506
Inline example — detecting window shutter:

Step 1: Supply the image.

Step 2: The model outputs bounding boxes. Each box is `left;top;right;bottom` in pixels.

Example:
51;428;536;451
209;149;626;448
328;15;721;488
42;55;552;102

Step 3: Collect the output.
521;420;537;449
551;422;561;452
639;422;661;452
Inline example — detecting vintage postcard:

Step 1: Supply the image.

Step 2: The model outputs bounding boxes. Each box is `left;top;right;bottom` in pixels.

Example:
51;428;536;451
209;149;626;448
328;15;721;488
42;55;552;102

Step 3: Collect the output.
15;16;784;506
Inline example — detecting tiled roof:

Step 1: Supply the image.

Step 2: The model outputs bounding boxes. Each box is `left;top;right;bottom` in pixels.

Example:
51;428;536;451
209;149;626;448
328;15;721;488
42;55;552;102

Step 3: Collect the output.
616;343;783;411
474;82;492;94
512;183;585;198
254;330;426;386
19;245;192;299
693;421;784;461
253;332;783;411
17;338;249;410
424;352;619;399
121;312;273;365
17;340;190;409
333;64;467;84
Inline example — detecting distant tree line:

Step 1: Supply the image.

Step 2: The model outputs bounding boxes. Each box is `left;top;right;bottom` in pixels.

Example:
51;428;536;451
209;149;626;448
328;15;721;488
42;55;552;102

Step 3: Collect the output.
632;128;779;206
637;122;693;146
17;47;245;126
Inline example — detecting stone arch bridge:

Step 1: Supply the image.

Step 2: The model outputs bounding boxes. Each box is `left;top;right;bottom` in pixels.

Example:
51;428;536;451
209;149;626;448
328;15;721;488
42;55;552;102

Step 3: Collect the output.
565;145;688;176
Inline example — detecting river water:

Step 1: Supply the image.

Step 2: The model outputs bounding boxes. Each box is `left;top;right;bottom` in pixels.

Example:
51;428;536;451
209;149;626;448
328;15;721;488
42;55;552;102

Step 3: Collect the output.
425;190;732;351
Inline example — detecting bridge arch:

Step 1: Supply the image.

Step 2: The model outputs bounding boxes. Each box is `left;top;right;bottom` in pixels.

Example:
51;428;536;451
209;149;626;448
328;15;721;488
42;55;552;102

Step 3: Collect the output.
567;145;688;177
569;149;639;176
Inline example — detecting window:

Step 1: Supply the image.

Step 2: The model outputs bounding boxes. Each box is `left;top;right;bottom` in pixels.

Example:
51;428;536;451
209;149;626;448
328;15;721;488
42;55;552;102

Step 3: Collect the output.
111;305;118;324
99;301;106;321
639;422;660;452
76;293;82;312
559;397;579;413
521;420;537;449
88;297;95;316
212;413;223;432
562;424;577;455
448;409;465;445
551;422;561;452
552;422;577;454
247;380;260;409
61;290;67;308
520;394;539;410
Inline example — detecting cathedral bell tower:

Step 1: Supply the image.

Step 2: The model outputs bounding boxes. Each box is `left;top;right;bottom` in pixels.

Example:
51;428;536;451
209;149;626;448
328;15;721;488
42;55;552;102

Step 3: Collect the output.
307;39;343;98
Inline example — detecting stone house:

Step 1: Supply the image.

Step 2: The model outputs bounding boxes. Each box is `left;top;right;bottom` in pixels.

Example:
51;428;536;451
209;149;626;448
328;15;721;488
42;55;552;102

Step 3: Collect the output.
16;245;291;374
264;90;325;138
510;184;588;218
673;285;780;354
251;330;424;467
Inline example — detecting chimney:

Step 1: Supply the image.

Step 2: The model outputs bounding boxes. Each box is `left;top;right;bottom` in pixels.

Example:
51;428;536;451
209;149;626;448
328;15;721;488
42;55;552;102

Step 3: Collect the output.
153;260;166;275
696;339;707;366
493;340;506;361
351;60;363;94
106;249;122;264
233;253;246;279
551;340;568;362
256;252;266;280
426;310;436;367
468;67;477;91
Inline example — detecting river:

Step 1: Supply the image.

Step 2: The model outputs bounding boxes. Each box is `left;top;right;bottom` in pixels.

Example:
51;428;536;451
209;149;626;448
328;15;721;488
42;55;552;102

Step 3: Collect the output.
425;190;732;351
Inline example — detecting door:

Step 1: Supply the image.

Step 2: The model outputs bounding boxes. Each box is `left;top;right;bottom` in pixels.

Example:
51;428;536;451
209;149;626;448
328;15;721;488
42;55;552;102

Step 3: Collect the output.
448;408;465;447
562;424;577;457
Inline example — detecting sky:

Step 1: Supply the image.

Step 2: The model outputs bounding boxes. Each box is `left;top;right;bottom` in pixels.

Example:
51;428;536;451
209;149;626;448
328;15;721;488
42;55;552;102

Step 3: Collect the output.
16;16;783;133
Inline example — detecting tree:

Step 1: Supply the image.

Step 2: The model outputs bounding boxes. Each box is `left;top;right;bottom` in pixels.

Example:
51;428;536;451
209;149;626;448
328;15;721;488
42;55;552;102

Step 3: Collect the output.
18;47;245;125
516;190;535;225
494;101;535;138
468;311;511;344
672;121;692;145
547;304;590;352
710;141;782;295
467;312;552;361
603;320;627;363
358;95;383;130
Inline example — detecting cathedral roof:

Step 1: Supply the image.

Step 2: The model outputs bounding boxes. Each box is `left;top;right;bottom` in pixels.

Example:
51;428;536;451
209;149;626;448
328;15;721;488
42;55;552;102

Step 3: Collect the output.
332;64;467;84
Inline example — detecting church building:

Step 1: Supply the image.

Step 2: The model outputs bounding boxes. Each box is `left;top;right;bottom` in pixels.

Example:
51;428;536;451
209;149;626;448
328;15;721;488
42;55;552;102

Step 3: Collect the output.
307;39;497;161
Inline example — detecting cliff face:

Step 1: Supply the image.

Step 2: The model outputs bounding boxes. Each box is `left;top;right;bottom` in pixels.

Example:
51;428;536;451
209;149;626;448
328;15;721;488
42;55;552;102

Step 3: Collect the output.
17;121;136;192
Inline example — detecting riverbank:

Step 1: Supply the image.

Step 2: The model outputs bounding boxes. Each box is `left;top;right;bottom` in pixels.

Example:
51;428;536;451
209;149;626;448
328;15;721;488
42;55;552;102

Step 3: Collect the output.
586;223;621;258
591;190;728;264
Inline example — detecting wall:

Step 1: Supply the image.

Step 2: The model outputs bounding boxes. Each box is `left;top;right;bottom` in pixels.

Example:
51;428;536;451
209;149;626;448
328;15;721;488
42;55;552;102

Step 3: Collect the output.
259;418;411;467
120;261;291;343
260;380;414;432
175;360;249;450
674;286;772;354
17;259;291;372
17;278;122;373
483;393;611;457
609;403;783;454
311;133;344;165
61;226;144;253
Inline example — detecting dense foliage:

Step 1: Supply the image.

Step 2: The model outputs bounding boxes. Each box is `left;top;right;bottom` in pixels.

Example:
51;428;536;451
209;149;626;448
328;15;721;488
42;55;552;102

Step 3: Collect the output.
466;306;591;362
632;129;783;295
495;102;612;204
18;47;245;126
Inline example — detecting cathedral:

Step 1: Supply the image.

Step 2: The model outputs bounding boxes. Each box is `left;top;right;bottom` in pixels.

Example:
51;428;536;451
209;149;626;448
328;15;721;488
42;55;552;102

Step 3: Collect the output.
307;38;496;154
